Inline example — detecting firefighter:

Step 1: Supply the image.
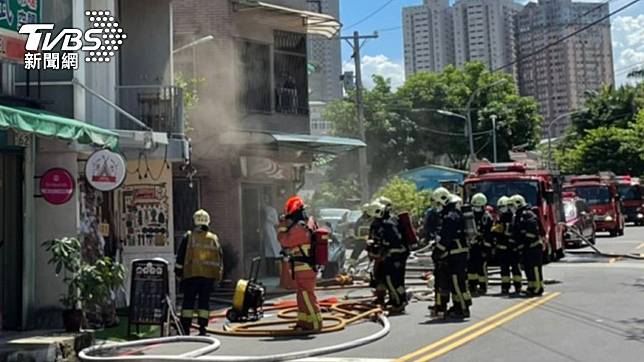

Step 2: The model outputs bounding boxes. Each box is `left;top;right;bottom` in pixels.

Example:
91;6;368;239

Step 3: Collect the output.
511;194;544;296
423;199;442;243
492;196;522;295
428;187;449;317
277;196;323;331
175;209;223;336
467;193;494;296
432;190;472;319
367;199;409;313
365;201;387;305
346;203;373;272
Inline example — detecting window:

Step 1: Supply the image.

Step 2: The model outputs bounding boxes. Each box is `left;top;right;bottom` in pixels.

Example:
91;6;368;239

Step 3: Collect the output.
274;31;308;115
239;40;271;113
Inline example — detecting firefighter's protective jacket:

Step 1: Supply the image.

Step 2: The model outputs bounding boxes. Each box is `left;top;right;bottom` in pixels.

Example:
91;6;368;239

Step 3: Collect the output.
434;207;467;260
513;207;543;251
278;219;314;272
176;230;223;281
492;211;519;252
369;215;408;260
473;210;494;249
423;207;442;241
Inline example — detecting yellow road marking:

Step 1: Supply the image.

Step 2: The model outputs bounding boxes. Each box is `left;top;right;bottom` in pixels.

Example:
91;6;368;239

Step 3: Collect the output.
635;242;644;250
396;295;546;362
413;292;561;362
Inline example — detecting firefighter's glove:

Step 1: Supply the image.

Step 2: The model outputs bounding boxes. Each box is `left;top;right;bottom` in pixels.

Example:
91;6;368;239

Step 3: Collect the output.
492;224;504;234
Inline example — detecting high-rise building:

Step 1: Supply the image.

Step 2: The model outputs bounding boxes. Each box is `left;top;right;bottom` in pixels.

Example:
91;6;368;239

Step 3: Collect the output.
307;0;342;135
517;0;614;138
403;0;521;77
403;0;453;75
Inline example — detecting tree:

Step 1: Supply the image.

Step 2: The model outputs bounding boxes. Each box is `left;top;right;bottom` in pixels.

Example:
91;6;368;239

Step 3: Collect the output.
374;177;431;222
556;84;644;174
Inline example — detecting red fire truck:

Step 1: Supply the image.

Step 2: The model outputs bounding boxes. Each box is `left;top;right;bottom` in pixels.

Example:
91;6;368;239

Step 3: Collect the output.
563;174;625;236
616;176;643;226
464;162;566;262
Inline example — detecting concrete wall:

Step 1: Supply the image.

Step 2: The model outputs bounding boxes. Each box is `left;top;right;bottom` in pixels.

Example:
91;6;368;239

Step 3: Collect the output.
119;0;172;85
33;139;81;314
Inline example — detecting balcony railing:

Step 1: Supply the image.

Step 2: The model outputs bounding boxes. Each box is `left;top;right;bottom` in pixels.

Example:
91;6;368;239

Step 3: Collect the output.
116;85;184;135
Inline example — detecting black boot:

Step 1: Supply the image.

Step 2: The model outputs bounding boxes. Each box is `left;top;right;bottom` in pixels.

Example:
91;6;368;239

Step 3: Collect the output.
180;318;192;336
478;284;487;295
513;282;522;294
198;318;209;336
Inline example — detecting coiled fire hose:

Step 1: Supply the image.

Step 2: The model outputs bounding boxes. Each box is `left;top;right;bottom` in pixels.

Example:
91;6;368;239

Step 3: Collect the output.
566;225;644;260
79;304;390;362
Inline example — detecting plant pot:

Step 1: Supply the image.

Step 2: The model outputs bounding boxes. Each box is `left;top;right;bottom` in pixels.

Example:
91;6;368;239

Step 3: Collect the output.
62;309;83;332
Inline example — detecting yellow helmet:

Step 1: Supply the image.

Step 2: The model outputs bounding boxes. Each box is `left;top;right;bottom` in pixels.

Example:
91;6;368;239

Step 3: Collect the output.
510;194;527;209
432;187;452;206
471;193;488;208
193;209;211;226
366;201;386;219
497;196;510;211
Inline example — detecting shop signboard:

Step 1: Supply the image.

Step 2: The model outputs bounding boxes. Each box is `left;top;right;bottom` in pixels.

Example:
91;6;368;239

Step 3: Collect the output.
85;149;126;192
0;0;41;63
128;258;169;336
40;167;75;205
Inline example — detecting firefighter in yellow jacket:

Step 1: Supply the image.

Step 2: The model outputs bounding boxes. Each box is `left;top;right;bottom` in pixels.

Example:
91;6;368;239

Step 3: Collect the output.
175;209;223;335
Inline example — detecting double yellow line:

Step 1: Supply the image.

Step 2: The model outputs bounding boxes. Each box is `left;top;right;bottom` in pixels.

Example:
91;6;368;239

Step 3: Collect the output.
396;292;561;362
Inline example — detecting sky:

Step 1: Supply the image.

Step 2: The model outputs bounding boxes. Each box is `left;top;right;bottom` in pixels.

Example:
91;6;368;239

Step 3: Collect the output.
338;0;644;89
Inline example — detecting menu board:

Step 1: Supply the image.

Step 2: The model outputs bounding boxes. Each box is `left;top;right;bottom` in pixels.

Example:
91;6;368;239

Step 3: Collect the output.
128;258;169;333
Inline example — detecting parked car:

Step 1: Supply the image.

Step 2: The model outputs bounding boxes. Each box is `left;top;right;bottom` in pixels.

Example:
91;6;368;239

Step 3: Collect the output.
563;194;596;246
320;221;346;279
337;209;364;246
317;208;351;232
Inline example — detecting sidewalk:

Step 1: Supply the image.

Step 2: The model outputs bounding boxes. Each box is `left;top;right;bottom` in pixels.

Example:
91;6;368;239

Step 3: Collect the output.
0;330;93;362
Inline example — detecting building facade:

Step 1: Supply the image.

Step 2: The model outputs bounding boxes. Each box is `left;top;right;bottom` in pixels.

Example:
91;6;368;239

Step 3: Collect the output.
517;0;614;138
172;0;356;280
403;0;521;77
1;0;187;330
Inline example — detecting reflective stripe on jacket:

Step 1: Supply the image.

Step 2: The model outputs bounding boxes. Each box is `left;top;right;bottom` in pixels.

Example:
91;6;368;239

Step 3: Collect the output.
278;220;313;272
183;231;223;281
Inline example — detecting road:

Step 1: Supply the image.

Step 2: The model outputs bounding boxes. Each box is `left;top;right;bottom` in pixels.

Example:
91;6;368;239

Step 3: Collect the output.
97;226;644;361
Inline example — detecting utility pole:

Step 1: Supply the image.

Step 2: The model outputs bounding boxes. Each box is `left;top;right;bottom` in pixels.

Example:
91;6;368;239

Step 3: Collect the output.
491;114;498;163
341;31;378;203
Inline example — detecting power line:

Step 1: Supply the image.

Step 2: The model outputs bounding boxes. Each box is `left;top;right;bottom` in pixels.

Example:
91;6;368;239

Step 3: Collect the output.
344;0;397;30
493;0;642;72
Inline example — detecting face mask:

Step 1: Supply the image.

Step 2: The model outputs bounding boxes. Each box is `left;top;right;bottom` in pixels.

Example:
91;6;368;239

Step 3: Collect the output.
473;206;483;212
435;205;443;213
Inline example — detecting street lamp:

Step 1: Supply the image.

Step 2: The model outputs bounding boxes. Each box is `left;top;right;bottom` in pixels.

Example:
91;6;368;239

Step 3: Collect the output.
437;79;508;163
546;109;586;170
172;35;215;54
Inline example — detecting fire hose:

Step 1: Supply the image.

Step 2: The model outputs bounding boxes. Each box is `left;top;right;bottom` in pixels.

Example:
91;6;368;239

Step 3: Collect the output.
565;225;644;260
79;302;390;362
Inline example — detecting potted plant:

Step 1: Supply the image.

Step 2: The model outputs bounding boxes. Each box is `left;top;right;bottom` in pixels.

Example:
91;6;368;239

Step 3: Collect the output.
43;237;125;332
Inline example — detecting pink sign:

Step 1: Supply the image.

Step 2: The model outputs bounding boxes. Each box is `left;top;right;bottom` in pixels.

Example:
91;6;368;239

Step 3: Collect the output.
40;168;75;205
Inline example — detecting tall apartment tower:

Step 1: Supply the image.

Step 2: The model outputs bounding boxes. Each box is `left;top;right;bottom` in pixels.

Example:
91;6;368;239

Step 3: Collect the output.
403;0;453;75
517;0;614;138
308;0;342;102
403;0;521;77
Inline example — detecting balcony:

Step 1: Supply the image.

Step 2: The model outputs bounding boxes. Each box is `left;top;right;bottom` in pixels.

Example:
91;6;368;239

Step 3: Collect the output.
275;87;306;115
116;85;184;136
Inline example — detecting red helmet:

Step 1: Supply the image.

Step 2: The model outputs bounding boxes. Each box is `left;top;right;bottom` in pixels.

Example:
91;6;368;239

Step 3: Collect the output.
284;196;305;216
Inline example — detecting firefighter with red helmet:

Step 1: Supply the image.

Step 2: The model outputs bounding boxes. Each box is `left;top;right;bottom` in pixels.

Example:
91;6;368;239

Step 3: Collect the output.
277;196;323;331
175;209;223;335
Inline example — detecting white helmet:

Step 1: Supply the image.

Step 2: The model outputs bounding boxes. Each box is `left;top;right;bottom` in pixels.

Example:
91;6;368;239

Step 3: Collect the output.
193;209;210;226
510;194;527;209
432;187;452;206
497;196;510;212
376;196;393;209
449;194;463;209
361;203;371;213
366;201;386;219
471;193;488;208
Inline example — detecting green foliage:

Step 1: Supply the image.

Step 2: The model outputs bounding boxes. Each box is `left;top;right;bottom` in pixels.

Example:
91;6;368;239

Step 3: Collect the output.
374;177;432;222
307;177;361;212
556;85;644;175
322;62;542;195
43;237;125;311
175;72;205;134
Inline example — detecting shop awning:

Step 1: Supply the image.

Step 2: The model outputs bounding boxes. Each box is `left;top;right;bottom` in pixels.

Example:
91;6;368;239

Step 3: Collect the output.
221;130;366;155
232;0;341;38
0;104;119;149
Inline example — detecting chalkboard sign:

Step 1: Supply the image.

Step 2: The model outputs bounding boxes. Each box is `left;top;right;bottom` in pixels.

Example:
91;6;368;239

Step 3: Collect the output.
128;258;169;336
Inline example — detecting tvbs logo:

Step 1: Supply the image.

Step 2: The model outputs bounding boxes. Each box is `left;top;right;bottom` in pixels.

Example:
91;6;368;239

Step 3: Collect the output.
20;10;127;69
